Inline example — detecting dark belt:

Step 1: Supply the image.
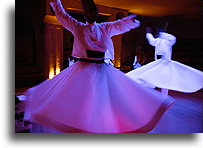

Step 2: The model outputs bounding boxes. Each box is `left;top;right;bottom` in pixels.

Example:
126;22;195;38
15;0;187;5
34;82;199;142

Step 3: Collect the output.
157;55;162;59
86;49;105;58
79;58;104;63
78;49;105;63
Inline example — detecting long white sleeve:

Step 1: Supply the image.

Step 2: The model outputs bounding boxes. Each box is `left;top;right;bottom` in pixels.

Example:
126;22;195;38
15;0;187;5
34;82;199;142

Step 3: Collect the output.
102;15;140;37
146;33;159;46
50;0;79;33
159;32;176;45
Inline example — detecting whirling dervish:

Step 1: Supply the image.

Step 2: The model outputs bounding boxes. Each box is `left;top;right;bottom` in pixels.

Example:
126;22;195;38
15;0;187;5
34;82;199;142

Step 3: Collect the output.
126;19;203;97
23;0;175;133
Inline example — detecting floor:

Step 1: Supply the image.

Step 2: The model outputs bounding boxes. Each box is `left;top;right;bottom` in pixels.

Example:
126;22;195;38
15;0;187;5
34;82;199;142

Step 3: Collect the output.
15;88;203;133
150;90;202;133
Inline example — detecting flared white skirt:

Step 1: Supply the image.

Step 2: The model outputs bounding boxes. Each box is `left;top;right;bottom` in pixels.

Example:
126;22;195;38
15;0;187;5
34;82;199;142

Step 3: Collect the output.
24;61;174;133
126;59;203;93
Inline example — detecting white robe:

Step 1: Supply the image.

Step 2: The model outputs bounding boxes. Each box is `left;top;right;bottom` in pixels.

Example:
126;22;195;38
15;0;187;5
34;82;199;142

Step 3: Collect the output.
146;32;176;60
127;32;203;93
23;0;176;133
50;0;140;60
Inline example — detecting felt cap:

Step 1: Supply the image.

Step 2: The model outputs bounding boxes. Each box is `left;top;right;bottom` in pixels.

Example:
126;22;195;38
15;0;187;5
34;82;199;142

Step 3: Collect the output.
157;18;168;32
80;0;98;14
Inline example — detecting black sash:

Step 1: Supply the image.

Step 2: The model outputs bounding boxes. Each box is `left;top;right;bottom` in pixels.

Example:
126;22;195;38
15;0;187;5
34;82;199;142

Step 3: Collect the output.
79;58;104;63
79;50;105;63
156;55;162;59
86;50;105;58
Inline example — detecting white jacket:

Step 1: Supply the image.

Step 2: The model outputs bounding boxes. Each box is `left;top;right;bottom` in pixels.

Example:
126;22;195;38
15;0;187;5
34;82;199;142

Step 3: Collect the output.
50;0;140;60
146;32;176;60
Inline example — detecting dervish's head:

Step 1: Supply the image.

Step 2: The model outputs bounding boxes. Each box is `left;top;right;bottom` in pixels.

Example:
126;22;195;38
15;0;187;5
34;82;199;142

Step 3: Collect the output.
81;0;98;24
157;18;168;34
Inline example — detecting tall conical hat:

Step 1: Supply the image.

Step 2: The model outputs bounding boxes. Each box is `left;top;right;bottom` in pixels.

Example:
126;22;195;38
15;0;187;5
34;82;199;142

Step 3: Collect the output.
80;0;98;13
157;18;169;32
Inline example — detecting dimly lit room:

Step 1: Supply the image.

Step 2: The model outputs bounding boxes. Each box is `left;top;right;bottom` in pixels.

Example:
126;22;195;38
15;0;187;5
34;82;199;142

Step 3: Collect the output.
15;0;202;133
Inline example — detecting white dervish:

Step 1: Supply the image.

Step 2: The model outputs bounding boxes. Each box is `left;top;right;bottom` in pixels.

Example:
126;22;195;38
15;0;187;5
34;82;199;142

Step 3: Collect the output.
127;31;203;96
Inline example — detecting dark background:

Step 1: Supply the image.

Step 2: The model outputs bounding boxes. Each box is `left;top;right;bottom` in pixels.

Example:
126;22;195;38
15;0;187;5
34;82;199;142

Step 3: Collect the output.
16;0;203;87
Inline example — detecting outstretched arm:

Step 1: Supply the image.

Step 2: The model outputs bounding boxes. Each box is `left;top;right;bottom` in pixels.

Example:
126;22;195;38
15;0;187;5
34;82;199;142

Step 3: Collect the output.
145;27;159;46
102;14;140;37
159;32;176;45
146;33;159;47
50;0;79;33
